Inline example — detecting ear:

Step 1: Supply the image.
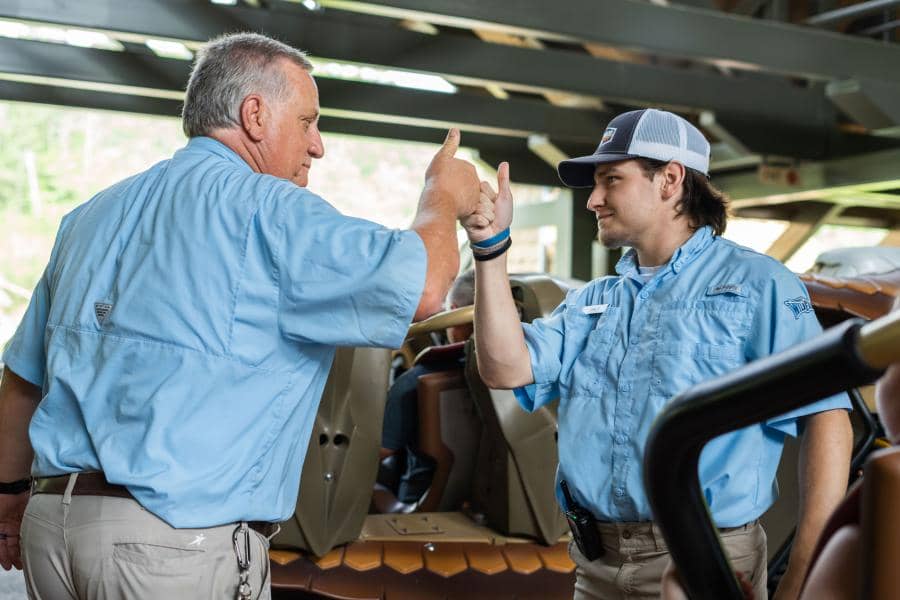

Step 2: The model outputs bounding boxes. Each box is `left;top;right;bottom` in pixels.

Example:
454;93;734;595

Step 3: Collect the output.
239;94;266;142
659;161;686;201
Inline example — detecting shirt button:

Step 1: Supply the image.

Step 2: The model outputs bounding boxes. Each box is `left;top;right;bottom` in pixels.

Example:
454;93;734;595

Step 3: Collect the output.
640;292;649;300
622;530;632;540
614;488;625;497
615;433;628;444
619;383;631;392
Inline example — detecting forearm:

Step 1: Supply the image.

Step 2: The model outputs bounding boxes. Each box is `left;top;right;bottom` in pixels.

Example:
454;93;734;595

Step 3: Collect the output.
0;367;40;481
411;189;460;320
778;409;853;598
473;254;532;389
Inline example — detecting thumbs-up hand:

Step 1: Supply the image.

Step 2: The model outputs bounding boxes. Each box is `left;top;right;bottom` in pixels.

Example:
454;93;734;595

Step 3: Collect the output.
424;128;480;219
461;161;514;244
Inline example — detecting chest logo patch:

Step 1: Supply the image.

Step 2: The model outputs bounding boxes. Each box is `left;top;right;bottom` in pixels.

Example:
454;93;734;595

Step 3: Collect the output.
582;303;610;315
707;284;744;297
94;302;113;325
783;297;813;319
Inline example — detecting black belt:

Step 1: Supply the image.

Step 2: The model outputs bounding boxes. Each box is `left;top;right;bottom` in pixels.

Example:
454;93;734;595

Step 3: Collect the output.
32;473;278;537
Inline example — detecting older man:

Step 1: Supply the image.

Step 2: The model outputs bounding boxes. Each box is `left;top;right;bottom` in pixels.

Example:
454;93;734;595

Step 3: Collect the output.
464;109;852;600
0;33;479;598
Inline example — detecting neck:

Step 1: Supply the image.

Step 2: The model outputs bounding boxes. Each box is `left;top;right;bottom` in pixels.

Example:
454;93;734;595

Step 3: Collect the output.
634;222;695;268
208;129;264;174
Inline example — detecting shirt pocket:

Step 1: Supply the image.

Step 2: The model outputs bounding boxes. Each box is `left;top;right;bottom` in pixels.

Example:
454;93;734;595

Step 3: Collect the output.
650;297;751;407
651;341;744;407
563;305;619;396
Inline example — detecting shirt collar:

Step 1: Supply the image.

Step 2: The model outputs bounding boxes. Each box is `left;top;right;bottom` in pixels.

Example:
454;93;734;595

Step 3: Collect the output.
180;136;254;173
615;226;715;278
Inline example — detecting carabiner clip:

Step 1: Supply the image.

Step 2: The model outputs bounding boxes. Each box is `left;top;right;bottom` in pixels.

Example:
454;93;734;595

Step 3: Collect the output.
232;522;252;571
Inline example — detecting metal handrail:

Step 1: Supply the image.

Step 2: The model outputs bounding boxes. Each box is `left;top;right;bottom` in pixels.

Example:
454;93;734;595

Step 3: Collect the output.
643;315;895;600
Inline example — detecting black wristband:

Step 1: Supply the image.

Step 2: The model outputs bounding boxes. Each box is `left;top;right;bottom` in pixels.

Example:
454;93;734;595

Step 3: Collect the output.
0;478;31;494
472;237;512;261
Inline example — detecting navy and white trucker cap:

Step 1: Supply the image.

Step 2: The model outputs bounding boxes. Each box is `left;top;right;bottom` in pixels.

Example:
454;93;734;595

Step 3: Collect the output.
558;108;711;188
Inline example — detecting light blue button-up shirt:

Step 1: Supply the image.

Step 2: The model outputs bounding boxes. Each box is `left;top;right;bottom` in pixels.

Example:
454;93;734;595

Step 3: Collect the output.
3;137;426;528
516;226;850;527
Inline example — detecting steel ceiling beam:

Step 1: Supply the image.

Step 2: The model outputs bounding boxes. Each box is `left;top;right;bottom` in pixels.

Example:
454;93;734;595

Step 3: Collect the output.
325;0;900;83
716;147;900;204
0;0;840;130
2;33;878;161
0;78;565;187
0;37;610;144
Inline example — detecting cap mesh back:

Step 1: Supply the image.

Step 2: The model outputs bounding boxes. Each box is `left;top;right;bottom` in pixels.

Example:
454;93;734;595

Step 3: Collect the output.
685;125;708;157
632;110;681;149
626;109;710;175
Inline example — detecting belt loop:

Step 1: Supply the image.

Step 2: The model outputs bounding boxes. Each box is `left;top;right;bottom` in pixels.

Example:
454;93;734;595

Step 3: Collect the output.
62;473;79;506
267;524;281;541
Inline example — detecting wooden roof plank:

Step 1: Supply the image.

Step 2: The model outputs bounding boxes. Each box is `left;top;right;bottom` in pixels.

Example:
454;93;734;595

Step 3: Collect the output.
502;544;543;575
343;541;385;572
461;543;508;575
382;541;425;574
424;542;469;577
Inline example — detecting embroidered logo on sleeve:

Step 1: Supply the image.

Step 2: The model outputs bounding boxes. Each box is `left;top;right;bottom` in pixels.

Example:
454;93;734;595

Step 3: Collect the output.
94;302;113;325
707;284;744;297
783;297;813;319
582;303;610;315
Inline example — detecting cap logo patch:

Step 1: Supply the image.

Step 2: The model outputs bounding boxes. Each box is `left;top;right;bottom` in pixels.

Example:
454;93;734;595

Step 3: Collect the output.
599;127;617;146
94;302;113;325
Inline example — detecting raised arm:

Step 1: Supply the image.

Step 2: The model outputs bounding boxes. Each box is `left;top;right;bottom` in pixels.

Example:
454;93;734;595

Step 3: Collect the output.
410;128;480;320
461;162;533;389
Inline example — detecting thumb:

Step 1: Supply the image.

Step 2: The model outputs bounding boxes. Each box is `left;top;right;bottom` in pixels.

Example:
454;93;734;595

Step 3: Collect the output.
497;161;511;194
437;128;460;159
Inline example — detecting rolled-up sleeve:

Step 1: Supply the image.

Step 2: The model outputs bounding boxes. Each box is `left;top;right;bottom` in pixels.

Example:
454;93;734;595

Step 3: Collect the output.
748;267;851;437
271;187;426;349
514;299;567;412
3;269;51;387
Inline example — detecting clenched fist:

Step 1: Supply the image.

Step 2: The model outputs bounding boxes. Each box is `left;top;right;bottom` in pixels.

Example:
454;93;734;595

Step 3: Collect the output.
461;161;514;244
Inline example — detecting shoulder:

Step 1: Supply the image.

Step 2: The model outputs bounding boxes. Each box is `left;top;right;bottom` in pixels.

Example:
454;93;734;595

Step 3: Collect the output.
258;177;341;220
562;275;622;308
707;237;802;290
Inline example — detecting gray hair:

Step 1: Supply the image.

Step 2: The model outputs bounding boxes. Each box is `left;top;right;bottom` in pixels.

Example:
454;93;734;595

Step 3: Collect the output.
447;268;476;308
182;32;313;138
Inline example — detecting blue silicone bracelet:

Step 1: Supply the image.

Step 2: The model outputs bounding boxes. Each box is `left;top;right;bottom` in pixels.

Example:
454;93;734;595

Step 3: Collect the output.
472;228;510;249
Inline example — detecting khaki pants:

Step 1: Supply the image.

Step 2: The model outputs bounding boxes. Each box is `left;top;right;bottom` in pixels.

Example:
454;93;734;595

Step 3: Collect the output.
568;520;768;600
20;479;271;600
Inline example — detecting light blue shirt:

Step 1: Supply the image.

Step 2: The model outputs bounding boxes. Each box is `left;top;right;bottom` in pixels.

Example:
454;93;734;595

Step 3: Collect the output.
3;137;426;528
515;226;850;527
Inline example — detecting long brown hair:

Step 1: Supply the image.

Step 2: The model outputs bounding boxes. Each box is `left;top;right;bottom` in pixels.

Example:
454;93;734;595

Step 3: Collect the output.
634;158;728;236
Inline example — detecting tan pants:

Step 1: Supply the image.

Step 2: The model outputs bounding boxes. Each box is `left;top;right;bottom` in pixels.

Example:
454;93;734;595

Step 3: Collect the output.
20;479;271;599
568;520;768;600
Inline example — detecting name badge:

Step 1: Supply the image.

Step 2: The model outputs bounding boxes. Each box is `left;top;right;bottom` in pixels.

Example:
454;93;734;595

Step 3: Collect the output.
706;284;745;297
582;303;609;315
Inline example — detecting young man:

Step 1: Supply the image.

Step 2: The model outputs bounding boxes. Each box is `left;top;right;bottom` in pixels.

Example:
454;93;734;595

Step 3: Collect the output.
0;33;480;598
463;109;852;599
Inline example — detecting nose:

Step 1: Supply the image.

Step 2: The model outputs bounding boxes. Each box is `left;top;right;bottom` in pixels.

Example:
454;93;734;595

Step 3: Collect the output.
586;185;605;212
309;125;325;159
